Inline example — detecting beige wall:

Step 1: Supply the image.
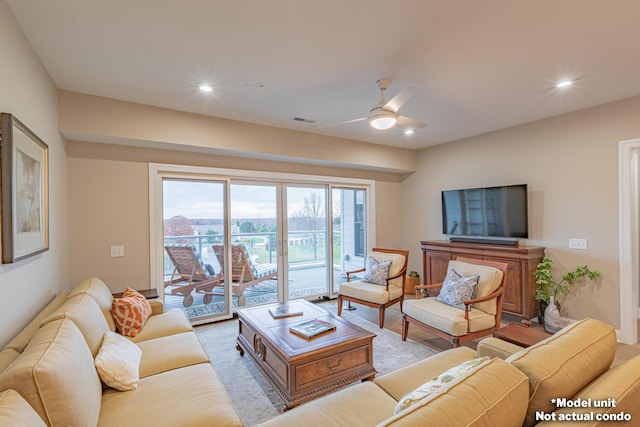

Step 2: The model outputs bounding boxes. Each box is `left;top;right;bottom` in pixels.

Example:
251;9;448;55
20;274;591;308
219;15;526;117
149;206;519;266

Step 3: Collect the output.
67;142;404;291
403;96;640;328
0;1;68;346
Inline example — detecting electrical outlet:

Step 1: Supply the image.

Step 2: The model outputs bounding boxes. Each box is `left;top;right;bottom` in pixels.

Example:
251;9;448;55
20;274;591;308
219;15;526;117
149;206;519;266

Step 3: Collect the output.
569;239;587;250
110;245;125;257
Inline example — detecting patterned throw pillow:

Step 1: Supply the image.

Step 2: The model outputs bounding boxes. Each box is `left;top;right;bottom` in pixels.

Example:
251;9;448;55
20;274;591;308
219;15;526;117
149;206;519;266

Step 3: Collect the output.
363;255;393;286
111;288;152;337
394;356;490;414
436;269;480;310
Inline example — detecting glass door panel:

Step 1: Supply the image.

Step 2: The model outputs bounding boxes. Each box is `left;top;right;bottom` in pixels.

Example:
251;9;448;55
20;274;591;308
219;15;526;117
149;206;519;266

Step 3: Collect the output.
332;188;367;294
229;183;279;307
286;186;328;300
162;179;228;321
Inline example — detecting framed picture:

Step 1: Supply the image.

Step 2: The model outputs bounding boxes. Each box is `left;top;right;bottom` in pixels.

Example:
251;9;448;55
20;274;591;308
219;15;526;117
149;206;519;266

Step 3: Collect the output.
1;113;49;263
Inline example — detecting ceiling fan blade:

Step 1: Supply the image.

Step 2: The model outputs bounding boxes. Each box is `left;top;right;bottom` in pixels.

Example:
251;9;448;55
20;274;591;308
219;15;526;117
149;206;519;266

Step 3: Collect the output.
318;117;367;128
384;84;418;113
397;115;426;129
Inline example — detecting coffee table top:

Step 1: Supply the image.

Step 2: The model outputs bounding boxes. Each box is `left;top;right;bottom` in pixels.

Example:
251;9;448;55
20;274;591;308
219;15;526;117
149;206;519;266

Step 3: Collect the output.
236;299;376;358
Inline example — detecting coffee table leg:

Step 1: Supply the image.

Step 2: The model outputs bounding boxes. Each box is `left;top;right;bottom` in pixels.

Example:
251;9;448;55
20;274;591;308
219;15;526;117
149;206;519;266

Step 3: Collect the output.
236;343;244;356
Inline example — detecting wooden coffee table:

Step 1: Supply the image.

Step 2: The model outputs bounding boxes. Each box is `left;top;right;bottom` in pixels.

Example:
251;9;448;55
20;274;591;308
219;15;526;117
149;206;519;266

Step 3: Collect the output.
492;323;552;347
236;299;376;410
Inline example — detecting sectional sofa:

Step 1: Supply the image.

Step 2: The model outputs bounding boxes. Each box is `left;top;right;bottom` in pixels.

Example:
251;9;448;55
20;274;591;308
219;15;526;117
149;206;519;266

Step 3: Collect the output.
0;277;242;426
1;277;639;427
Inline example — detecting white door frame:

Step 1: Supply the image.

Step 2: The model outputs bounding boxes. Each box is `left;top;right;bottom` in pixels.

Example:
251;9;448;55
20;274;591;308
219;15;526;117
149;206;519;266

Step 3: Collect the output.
618;138;640;344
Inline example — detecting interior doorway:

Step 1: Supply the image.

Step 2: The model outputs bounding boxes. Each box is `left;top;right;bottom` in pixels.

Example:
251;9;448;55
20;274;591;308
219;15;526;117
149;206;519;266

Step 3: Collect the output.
618;138;640;344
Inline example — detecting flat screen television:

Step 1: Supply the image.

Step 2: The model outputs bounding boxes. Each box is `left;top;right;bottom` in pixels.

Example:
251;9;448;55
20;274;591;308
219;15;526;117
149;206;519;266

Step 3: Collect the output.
441;184;528;244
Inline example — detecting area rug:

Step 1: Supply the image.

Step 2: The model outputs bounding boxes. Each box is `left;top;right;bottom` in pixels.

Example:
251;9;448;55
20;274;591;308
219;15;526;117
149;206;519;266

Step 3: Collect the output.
195;300;438;426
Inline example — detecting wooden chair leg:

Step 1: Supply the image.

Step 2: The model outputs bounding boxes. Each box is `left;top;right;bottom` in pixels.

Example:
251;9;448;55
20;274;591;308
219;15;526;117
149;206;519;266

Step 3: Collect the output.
378;306;385;328
402;316;409;341
451;337;461;348
337;296;343;316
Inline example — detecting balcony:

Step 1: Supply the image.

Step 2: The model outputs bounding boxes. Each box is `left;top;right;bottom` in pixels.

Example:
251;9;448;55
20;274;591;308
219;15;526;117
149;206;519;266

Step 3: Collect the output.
163;232;364;320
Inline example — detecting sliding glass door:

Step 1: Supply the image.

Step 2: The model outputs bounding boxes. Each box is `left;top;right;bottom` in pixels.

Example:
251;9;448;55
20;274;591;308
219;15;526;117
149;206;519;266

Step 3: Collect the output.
151;164;374;323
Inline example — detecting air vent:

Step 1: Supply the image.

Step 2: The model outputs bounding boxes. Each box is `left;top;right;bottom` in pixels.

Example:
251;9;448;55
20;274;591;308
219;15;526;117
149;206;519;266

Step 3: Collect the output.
292;117;316;124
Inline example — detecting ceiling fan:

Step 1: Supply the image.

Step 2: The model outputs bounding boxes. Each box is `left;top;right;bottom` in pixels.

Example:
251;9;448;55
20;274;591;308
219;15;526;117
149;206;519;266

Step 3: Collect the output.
320;79;426;131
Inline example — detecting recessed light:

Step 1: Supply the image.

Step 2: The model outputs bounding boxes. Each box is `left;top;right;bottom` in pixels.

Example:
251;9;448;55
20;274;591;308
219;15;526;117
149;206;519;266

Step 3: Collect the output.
556;80;573;88
198;84;213;93
404;129;415;135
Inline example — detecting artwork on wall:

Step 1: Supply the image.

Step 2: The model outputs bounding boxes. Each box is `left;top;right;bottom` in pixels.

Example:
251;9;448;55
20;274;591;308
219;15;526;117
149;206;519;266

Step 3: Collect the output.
1;113;49;264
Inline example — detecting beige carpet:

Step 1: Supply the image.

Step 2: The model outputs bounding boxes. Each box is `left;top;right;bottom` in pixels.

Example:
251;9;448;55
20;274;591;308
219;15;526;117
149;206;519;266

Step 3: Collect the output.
195;300;438;426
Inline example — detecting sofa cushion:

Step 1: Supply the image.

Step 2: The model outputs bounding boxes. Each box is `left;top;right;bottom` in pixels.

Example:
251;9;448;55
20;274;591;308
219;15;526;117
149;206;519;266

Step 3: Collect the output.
111;288;152;337
395;356;490;414
403;297;496;336
41;293;111;357
126;308;193;343
137;331;209;378
435;269;480;310
379;358;529;427
0;319;102;427
506;318;617;427
257;381;397;427
69;277;117;331
539;355;640;426
0;349;20;374
477;336;525;360
99;362;242;427
4;291;69;352
448;260;502;314
0;389;46;427
95;331;142;391
374;346;477;401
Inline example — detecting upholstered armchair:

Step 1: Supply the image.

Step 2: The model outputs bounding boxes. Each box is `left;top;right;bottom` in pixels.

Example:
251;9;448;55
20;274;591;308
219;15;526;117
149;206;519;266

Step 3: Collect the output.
337;248;409;328
402;257;508;347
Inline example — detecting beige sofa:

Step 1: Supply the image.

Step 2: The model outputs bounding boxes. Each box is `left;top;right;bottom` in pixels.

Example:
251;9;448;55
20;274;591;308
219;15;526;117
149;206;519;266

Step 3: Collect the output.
0;277;242;427
258;318;640;426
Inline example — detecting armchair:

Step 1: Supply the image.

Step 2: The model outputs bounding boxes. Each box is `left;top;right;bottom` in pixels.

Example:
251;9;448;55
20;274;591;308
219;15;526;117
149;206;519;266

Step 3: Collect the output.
337;248;409;328
402;257;508;347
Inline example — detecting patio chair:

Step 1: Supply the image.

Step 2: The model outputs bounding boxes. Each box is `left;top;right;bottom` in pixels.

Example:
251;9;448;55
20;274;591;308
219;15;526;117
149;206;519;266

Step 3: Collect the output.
164;244;222;307
402;257;508;347
337;248;409;328
203;244;277;306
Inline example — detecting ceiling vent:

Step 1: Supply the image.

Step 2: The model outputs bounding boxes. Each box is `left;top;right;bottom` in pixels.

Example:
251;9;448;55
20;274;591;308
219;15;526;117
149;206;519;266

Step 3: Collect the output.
292;117;316;124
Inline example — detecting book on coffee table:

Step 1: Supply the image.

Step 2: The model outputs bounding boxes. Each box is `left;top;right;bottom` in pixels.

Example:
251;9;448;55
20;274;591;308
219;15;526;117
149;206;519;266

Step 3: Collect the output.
289;319;336;339
269;304;304;319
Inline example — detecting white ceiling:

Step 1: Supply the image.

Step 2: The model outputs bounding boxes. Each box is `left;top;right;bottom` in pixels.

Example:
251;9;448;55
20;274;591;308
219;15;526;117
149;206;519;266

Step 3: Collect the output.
7;0;640;149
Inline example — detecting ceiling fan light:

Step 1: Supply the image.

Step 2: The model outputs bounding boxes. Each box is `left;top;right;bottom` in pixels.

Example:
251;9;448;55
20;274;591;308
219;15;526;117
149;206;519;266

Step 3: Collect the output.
369;114;397;130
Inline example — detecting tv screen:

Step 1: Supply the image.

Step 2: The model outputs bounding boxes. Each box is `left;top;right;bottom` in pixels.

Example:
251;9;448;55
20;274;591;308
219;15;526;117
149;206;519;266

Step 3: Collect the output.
441;184;528;241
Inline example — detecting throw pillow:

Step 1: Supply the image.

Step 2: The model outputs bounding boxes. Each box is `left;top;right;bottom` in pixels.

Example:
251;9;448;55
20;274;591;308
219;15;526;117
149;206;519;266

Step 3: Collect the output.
111;288;152;337
363;255;393;286
94;331;142;391
394;356;490;414
436;269;480;310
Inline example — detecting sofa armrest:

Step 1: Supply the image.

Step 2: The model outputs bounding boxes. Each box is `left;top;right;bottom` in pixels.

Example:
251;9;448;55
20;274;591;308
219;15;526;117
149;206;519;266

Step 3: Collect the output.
149;300;164;315
477;337;525;360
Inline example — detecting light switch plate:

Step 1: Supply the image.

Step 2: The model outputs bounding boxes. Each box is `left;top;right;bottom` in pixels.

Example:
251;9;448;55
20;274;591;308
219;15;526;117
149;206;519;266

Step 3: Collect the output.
110;245;125;257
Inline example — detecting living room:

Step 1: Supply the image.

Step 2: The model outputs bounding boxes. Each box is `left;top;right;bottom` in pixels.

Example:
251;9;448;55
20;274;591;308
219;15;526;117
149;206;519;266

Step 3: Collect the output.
1;1;640;425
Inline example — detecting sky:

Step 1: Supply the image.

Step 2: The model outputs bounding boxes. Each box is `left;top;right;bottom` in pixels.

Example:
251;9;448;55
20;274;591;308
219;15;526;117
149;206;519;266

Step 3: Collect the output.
163;180;330;220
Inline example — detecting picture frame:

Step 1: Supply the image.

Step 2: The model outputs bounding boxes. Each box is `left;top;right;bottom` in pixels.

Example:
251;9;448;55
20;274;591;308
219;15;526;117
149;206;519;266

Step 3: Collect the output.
1;113;49;263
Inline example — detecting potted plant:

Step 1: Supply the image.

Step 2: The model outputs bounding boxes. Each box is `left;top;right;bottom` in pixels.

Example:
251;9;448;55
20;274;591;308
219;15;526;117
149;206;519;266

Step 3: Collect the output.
405;270;421;294
533;257;600;327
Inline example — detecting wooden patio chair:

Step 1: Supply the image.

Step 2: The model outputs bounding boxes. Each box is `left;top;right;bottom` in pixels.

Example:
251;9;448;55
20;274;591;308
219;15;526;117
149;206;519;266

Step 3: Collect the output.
201;244;277;306
164;244;222;307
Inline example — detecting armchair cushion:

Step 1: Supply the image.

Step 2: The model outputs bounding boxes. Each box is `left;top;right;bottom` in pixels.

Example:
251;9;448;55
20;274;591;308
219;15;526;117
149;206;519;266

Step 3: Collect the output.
370;251;407;288
435;269;479;310
363;255;393;285
403;298;496;336
339;280;404;305
448;260;503;314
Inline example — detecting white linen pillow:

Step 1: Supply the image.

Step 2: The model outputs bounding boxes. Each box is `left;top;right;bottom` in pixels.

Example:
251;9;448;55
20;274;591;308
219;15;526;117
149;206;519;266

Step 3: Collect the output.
394;356;490;414
94;331;142;391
